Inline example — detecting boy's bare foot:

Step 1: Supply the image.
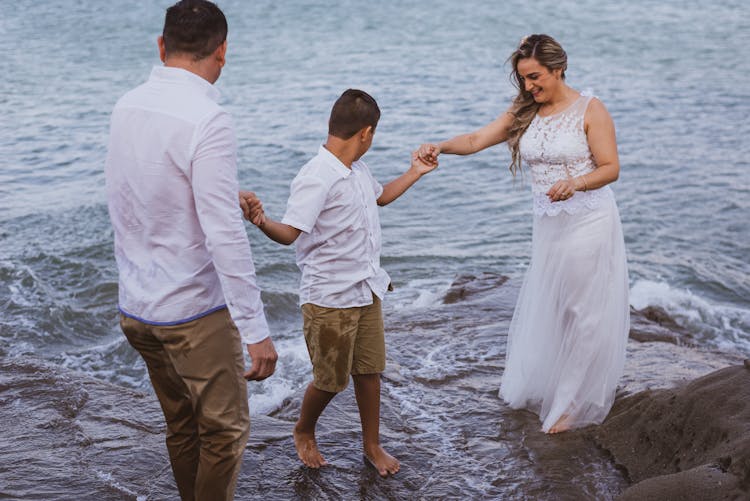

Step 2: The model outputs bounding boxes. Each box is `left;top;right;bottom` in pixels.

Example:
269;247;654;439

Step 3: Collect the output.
364;444;400;477
548;413;572;434
293;427;327;468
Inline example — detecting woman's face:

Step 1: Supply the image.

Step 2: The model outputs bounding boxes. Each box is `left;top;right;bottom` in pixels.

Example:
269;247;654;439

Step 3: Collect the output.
516;57;562;103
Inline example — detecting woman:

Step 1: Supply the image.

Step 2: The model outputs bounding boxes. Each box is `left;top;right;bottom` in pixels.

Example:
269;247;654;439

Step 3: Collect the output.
418;34;629;433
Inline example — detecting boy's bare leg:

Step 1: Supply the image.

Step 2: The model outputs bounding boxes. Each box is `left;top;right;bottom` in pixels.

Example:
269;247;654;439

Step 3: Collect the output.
294;382;335;468
353;373;400;477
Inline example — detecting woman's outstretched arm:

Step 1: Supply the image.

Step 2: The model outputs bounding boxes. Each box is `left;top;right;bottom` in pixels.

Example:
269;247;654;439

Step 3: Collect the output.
418;110;514;162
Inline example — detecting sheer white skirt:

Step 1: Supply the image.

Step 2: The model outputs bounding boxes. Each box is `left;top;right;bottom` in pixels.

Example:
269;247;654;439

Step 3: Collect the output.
499;192;629;432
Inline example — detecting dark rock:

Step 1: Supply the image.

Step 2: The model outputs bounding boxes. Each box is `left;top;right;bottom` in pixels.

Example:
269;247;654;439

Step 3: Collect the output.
592;365;750;500
629;305;694;345
443;273;509;304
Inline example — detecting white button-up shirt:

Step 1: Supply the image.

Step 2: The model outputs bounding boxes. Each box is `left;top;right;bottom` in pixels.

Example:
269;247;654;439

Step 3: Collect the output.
105;66;270;344
282;145;391;308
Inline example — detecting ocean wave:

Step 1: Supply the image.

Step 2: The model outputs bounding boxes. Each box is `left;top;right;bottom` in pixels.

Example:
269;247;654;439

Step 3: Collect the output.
0;255;118;353
248;335;310;416
630;279;750;354
388;276;454;310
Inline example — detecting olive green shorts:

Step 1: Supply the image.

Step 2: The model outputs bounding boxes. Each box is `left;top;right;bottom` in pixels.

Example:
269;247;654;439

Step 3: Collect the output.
301;294;385;393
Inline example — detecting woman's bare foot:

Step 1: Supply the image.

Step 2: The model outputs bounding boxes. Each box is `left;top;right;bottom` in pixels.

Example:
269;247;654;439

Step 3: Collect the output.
364;444;400;477
293;426;327;468
548;414;572;434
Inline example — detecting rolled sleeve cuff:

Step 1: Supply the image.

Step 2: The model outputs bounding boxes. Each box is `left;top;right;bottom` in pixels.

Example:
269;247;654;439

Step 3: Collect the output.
236;313;271;345
280;216;311;234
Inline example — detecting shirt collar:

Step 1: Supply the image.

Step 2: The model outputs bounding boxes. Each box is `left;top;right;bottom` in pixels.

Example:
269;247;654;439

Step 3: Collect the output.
318;145;353;178
149;66;221;102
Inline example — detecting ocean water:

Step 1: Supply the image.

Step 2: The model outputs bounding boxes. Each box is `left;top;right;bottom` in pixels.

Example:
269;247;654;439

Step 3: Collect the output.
1;0;749;499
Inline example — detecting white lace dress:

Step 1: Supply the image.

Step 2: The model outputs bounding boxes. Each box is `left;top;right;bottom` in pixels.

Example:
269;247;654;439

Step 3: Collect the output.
499;94;630;432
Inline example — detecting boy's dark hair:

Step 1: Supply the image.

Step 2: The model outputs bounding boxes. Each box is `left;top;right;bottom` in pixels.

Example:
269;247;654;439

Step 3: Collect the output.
163;0;228;60
328;89;381;140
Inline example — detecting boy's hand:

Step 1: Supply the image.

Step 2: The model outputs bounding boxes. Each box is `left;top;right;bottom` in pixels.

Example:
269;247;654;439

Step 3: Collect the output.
417;143;440;165
239;191;266;227
410;150;438;176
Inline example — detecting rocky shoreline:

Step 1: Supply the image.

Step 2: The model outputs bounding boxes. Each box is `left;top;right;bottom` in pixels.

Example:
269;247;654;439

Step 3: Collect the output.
1;277;747;499
593;362;750;500
590;305;750;500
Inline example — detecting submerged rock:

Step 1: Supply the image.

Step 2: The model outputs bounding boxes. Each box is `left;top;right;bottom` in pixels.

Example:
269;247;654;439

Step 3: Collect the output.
443;273;509;304
628;305;694;345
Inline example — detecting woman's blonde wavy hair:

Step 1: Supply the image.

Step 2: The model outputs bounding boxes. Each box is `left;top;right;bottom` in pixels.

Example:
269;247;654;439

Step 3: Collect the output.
506;34;568;175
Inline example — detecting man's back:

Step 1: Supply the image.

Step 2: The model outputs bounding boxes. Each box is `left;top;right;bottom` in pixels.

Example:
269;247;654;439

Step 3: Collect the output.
105;65;265;337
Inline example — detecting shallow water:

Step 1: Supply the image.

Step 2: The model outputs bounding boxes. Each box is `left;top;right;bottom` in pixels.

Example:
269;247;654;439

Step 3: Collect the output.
2;0;749;498
2;275;633;500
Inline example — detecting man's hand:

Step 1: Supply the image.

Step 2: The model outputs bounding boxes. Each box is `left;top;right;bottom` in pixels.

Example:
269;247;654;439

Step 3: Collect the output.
244;337;278;381
239;190;255;220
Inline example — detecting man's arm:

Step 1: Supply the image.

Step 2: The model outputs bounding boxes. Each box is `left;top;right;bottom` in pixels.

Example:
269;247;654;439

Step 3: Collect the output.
377;151;438;206
192;112;276;380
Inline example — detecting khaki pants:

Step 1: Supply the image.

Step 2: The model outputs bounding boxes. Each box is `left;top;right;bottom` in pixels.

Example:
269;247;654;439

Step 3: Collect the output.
121;308;250;501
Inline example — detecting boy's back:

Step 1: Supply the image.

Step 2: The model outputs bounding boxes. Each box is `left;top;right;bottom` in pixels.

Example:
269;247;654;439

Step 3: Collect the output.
282;145;390;308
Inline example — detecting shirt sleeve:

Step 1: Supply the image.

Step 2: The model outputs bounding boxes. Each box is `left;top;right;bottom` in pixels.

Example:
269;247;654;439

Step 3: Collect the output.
362;161;383;199
280;173;329;233
191;111;270;344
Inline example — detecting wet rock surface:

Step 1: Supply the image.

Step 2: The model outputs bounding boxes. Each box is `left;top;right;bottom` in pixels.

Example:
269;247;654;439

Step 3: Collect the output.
593;365;750;500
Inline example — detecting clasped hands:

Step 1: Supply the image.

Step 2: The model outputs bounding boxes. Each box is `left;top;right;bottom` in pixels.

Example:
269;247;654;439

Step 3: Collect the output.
239;190;266;227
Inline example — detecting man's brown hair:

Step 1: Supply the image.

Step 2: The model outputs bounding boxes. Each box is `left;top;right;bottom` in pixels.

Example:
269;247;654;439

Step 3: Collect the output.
162;0;227;60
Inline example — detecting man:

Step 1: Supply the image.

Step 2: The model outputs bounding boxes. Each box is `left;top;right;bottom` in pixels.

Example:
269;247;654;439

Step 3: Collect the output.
104;1;276;499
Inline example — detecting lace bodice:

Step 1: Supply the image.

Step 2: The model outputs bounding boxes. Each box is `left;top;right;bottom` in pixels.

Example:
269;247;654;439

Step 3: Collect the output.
520;93;611;216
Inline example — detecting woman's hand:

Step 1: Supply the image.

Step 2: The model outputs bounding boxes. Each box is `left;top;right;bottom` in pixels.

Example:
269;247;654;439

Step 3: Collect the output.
547;178;579;202
417;143;441;166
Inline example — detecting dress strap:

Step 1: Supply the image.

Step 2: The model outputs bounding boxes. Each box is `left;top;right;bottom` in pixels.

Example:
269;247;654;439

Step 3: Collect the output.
570;93;594;119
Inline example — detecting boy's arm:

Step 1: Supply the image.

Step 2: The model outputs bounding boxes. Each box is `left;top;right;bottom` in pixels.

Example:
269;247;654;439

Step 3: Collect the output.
242;192;301;245
377;151;437;206
258;218;301;245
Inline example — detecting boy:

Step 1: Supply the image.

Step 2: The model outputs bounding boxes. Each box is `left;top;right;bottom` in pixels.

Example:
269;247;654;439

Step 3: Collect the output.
247;89;437;477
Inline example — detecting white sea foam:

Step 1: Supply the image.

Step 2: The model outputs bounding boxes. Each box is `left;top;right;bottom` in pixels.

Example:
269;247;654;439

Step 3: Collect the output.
58;336;147;388
248;335;310;416
630;279;750;353
94;470;145;500
250;380;295;416
389;277;453;310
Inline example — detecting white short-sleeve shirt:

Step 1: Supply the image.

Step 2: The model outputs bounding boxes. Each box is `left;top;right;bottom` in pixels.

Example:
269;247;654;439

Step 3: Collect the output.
282;145;390;308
